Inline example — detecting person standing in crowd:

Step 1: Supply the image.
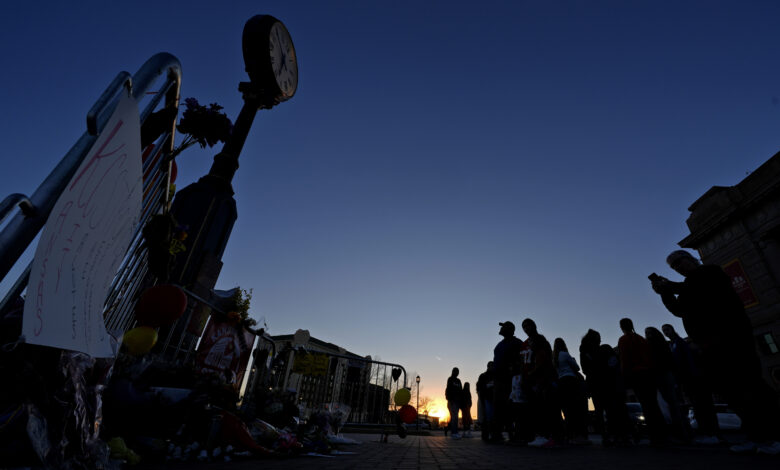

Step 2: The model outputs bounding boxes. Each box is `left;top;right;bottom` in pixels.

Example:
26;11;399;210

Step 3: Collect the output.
580;329;631;446
661;323;721;445
617;318;667;446
445;367;463;439
493;321;524;443
509;355;532;444
652;250;780;454
522;318;564;448
579;330;606;441
461;382;474;438
553;338;591;445
644;326;688;441
476;361;496;441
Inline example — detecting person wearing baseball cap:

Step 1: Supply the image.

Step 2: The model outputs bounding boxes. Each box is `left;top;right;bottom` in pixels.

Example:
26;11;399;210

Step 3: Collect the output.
492;321;523;442
499;321;514;334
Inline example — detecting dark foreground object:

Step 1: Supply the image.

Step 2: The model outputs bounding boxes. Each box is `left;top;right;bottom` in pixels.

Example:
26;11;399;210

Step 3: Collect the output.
138;433;779;470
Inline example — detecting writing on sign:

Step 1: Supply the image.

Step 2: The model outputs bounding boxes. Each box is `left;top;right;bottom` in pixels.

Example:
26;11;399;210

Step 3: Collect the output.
23;94;142;357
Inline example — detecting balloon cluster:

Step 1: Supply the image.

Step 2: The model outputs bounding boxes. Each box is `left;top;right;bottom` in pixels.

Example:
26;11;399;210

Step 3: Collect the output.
123;285;187;355
393;388;417;424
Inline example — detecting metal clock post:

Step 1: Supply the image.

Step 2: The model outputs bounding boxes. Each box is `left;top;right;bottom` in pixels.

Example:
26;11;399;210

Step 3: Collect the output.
161;15;298;355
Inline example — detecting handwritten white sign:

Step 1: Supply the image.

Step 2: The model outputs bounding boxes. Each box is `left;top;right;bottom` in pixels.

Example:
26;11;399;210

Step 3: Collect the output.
23;93;142;357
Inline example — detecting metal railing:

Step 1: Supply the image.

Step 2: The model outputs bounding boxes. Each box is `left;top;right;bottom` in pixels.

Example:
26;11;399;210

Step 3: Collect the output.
0;53;182;341
242;344;409;427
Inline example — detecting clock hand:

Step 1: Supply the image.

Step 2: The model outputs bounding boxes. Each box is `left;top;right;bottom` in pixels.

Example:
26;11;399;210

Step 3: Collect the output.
275;34;287;73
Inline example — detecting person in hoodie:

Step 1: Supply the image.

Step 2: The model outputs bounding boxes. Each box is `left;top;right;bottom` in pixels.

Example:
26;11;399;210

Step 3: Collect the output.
445;367;463;439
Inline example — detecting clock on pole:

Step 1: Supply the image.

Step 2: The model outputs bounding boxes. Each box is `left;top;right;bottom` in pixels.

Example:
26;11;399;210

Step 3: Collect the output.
242;15;298;104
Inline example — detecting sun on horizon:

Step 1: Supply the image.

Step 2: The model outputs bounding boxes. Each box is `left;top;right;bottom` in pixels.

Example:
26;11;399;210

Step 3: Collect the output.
425;397;477;423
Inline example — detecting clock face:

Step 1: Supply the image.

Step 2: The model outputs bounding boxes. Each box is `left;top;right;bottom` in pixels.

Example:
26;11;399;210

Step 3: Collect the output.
268;22;297;99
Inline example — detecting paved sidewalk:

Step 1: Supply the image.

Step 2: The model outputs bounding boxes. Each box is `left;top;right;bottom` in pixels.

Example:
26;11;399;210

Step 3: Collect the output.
142;433;780;470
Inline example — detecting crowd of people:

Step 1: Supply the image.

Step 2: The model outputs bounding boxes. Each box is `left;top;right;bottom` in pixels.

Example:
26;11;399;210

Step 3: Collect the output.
444;250;780;455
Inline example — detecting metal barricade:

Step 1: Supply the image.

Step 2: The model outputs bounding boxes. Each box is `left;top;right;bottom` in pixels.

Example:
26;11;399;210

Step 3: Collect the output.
0;53;182;341
242;344;409;428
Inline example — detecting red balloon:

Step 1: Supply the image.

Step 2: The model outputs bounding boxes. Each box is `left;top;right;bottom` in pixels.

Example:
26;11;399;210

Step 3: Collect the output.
135;284;187;327
399;405;417;424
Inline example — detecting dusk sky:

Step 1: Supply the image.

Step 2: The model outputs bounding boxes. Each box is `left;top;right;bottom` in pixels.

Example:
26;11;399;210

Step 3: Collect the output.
2;1;780;414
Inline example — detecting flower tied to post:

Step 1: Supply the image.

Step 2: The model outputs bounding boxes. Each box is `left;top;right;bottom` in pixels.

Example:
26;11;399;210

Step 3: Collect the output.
171;98;233;158
168;224;189;255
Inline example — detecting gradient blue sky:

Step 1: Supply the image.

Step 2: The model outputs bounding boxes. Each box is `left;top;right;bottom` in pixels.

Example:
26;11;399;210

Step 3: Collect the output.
2;1;780;404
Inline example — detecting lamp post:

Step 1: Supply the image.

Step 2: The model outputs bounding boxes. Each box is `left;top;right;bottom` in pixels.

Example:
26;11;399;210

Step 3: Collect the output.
415;375;420;431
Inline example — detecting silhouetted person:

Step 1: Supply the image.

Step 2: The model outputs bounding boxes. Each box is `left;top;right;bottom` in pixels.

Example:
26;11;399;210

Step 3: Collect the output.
522;318;563;447
476;361;496;441
445;367;463;439
617;317;667;445
644;326;688;440
662;323;721;444
652;250;780;454
509;357;533;443
580;329;631;446
461;382;474;437
553;337;590;444
493;321;524;442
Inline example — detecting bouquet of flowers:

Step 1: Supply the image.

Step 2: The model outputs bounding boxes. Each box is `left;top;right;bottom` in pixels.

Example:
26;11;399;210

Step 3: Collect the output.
171;98;233;158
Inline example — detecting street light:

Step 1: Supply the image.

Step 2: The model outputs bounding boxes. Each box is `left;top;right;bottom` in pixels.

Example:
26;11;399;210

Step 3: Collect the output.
416;375;421;431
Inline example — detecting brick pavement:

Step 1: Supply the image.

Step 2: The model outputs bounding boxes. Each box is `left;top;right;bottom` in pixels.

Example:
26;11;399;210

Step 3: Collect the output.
141;433;779;470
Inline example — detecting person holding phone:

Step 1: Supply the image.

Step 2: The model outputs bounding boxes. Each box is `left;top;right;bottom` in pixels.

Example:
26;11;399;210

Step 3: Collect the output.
651;250;780;454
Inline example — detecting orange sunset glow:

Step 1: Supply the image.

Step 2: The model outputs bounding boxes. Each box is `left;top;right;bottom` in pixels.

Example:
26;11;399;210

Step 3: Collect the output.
427;398;449;419
426;397;476;424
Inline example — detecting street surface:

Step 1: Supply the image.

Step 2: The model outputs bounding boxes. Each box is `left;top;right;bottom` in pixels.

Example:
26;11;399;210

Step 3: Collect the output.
140;433;779;470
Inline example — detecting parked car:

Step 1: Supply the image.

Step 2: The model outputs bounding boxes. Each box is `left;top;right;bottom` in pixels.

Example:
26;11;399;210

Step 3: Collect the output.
624;402;648;442
626;402;646;428
588;403;645;433
688;404;741;431
414;419;431;429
